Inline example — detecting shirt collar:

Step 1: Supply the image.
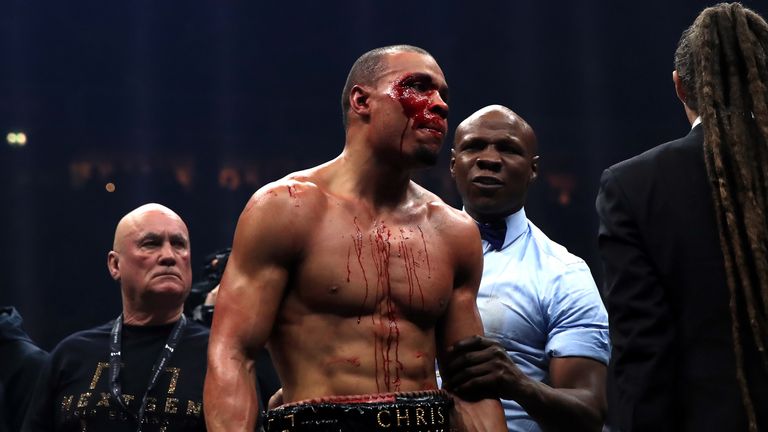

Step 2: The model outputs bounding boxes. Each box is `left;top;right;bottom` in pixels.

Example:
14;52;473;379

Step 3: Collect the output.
691;116;702;129
465;207;528;252
501;208;528;250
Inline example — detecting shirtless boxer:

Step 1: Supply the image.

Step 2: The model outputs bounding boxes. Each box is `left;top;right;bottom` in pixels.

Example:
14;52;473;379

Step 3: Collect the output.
204;45;506;432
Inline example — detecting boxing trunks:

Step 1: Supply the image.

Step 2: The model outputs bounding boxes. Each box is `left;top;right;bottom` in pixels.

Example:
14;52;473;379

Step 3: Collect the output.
265;390;453;432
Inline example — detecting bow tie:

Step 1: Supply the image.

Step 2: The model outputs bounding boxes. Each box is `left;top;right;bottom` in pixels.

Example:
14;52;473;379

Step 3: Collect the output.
477;220;507;251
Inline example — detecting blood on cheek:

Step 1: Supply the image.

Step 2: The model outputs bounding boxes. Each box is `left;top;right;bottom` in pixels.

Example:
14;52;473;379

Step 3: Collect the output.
388;77;440;126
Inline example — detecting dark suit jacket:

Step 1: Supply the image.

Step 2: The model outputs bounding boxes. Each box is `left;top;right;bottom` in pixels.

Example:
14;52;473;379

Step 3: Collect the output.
596;125;768;431
0;307;48;432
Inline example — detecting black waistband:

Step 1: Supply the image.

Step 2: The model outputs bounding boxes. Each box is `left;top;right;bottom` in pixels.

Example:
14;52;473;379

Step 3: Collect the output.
265;390;453;432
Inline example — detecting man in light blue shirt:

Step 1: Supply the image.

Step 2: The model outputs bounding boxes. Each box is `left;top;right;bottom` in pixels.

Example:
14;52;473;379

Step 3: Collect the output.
441;105;610;431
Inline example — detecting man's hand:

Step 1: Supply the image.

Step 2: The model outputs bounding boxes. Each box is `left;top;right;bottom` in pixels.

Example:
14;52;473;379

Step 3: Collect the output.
267;388;283;410
442;335;527;401
204;285;220;306
443;335;607;432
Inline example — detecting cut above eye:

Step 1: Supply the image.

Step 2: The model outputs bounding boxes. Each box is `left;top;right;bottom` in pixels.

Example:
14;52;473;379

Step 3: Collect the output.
403;78;429;91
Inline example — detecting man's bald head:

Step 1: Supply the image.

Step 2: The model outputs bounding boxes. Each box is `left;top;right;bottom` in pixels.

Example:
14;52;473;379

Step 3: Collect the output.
113;203;187;251
450;105;539;221
454;104;537;155
108;203;192;325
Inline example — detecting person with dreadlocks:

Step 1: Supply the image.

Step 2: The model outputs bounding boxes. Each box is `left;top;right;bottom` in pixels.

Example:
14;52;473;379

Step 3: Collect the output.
596;3;768;431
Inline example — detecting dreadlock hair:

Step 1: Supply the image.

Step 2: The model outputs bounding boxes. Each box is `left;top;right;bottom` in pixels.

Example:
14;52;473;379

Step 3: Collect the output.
675;3;768;430
340;45;431;129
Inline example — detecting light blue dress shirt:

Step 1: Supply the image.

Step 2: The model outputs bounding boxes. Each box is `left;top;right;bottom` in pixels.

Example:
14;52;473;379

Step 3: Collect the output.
476;208;610;431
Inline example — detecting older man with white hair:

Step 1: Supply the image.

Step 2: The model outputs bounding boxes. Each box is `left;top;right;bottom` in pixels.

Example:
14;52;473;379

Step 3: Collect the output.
24;203;210;432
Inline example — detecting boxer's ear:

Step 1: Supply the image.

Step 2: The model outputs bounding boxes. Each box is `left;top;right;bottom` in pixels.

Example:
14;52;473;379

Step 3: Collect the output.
350;85;372;119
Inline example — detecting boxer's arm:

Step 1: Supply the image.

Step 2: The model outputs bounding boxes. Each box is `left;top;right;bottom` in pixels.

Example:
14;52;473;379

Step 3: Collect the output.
437;217;507;431
204;185;304;431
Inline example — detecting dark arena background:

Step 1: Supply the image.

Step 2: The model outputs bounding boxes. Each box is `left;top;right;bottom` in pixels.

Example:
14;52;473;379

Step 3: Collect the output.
2;0;765;351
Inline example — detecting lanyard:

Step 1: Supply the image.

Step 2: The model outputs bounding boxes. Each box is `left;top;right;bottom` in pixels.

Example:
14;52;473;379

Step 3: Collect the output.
109;314;187;431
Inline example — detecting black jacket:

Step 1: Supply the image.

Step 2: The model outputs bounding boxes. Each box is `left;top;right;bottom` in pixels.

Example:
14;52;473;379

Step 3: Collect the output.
0;307;49;432
596;125;768;431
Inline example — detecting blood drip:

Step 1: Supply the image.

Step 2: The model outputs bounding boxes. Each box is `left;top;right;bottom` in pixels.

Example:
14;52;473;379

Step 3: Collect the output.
399;228;425;309
351;217;369;324
417;225;431;279
346;244;352;283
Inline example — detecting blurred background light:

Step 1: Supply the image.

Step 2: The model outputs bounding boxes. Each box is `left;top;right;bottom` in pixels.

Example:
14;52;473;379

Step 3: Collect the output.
6;131;27;147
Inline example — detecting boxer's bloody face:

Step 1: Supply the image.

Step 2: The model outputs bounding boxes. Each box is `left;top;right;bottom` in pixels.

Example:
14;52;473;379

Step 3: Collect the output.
367;52;449;167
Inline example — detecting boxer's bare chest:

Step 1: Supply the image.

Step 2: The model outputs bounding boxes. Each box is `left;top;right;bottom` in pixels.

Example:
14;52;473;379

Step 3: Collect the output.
291;197;454;324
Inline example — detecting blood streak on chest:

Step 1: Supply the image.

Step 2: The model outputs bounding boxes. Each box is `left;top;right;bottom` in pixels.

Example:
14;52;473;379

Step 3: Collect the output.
345;218;433;392
349;217;369;323
369;222;402;392
417;225;431;279
399;227;425;309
